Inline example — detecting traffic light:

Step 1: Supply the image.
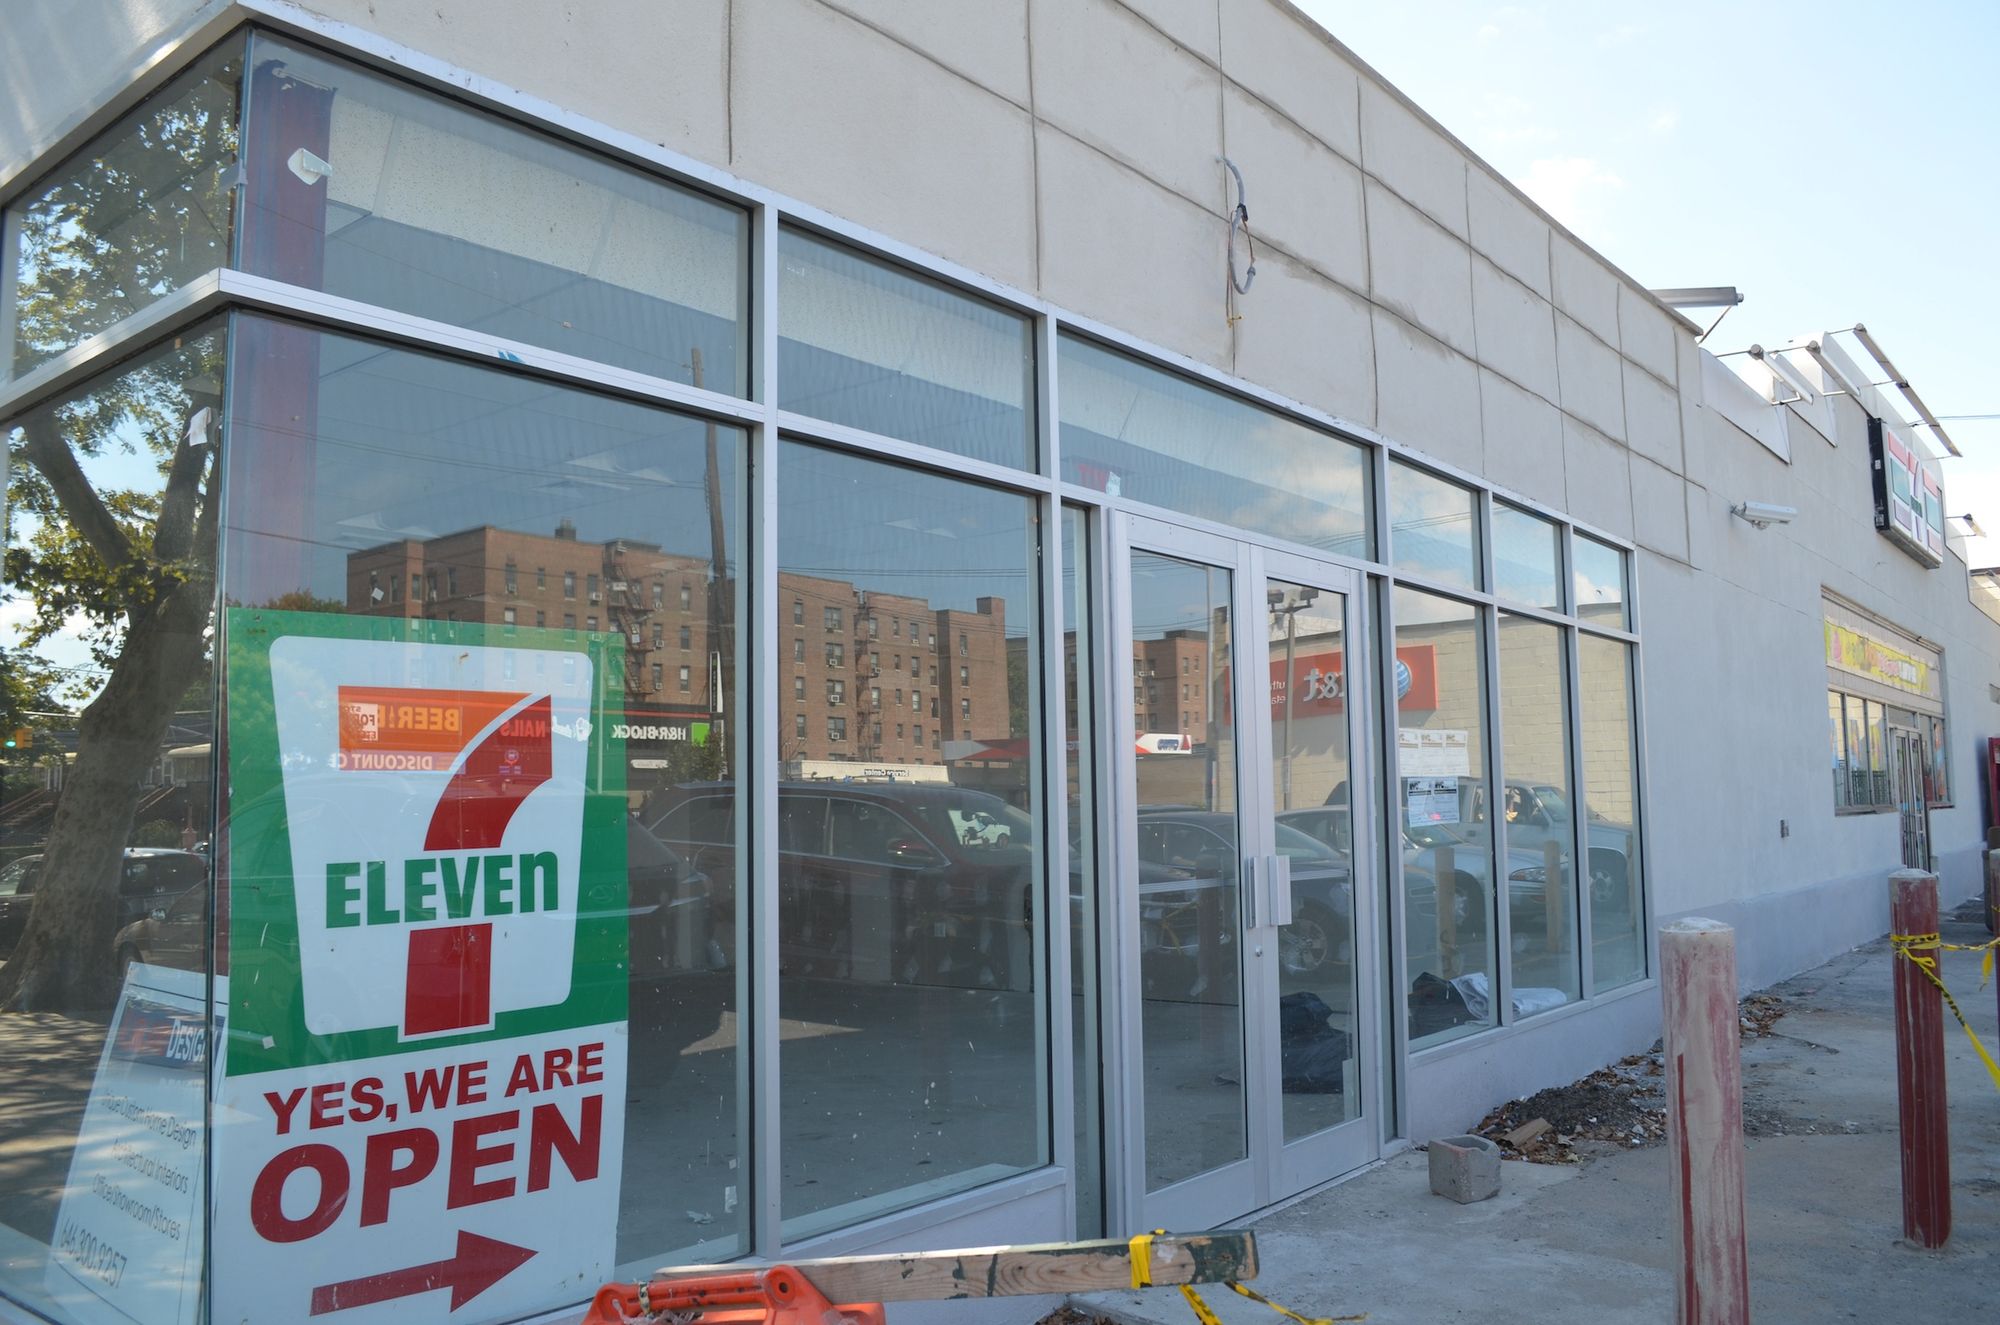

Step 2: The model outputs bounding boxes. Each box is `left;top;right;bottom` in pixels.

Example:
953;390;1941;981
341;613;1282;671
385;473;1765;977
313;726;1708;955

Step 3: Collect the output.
4;728;29;750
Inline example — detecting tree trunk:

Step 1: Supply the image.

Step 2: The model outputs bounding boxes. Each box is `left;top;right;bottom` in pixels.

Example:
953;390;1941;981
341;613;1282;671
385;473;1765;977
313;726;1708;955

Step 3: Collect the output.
0;548;213;1013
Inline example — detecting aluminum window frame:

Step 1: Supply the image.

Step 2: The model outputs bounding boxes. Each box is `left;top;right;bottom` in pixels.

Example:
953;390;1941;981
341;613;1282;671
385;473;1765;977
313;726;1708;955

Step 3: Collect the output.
0;5;1659;1270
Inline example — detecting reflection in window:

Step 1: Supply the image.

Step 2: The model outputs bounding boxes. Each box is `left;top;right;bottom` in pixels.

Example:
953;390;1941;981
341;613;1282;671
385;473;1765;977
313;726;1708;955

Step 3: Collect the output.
1;329;226;1320
238;36;748;391
220;315;745;1277
1496;614;1579;1009
771;442;1041;1238
7;40;246;377
1579;635;1644;992
1062;508;1104;1234
1574;535;1627;628
1393;587;1496;1047
1058;334;1372;558
777;229;1034;468
1492;504;1561;611
1388;460;1480;592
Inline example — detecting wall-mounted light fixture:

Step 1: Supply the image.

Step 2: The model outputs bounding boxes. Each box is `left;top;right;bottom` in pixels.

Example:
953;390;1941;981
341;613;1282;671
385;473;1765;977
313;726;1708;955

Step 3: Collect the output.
1732;501;1799;529
1951;513;1985;539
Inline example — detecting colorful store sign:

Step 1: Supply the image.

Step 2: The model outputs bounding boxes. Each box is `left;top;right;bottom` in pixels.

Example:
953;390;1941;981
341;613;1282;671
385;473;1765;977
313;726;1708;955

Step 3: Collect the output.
1824;619;1937;701
1869;416;1946;567
213;610;629;1323
1263;644;1439;715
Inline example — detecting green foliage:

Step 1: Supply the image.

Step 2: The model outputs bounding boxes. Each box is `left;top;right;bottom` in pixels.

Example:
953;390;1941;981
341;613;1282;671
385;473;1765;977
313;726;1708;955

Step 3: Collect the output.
132;818;183;848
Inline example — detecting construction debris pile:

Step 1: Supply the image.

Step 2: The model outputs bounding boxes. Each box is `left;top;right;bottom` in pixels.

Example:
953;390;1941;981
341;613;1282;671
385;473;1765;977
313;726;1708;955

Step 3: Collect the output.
1470;992;1787;1164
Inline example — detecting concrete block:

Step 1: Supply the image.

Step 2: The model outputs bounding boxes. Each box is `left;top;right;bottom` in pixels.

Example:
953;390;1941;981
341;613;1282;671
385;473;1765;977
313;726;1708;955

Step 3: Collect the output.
1366;182;1475;357
1219;0;1360;160
734;0;1037;291
1038;126;1231;367
1630;455;1689;563
1467;168;1551;298
822;0;1030;106
1374;307;1482;475
1550;236;1621;346
1359;80;1467;238
1563;415;1633;538
1220;83;1367;292
1556;314;1626;442
1121;0;1221;60
1471;256;1557;403
1622;359;1683;472
1478;368;1564;509
1428;1134;1501;1203
1230;249;1374;429
1618;283;1680;384
1032;0;1222;205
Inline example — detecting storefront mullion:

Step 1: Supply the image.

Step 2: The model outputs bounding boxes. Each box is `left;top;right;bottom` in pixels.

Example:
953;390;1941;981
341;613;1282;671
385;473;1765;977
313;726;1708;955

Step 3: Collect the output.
1475;487;1516;1023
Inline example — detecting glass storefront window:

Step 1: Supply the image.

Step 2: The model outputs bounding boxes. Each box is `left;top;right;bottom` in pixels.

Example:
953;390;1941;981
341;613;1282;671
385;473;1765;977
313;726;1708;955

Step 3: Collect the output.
1057;334;1372;559
218;315;746;1312
772;441;1042;1238
1492;503;1561;611
777;229;1034;468
1864;700;1889;807
1573;535;1627;628
1927;714;1950;806
1062;508;1102;1235
5;40;246;379
2;328;226;1322
1388;459;1480;593
1392;587;1495;1047
1496;613;1579;1010
1828;692;1853;810
1579;635;1644;993
238;36;749;392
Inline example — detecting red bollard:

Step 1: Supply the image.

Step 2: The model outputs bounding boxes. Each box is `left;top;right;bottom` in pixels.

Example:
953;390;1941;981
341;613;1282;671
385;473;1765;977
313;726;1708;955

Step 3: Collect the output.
1889;869;1950;1248
1661;918;1750;1325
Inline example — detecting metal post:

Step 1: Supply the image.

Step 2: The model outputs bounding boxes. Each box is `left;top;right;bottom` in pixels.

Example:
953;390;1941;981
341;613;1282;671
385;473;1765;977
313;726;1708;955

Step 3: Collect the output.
1889;868;1950;1248
1661;918;1750;1325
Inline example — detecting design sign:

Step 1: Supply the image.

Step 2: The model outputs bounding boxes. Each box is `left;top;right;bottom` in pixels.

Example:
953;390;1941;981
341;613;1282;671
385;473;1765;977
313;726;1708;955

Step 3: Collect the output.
213;610;629;1323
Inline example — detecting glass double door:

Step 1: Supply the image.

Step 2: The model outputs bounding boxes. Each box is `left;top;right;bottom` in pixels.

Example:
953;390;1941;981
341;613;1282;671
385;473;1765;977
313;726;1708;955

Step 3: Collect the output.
1109;514;1379;1230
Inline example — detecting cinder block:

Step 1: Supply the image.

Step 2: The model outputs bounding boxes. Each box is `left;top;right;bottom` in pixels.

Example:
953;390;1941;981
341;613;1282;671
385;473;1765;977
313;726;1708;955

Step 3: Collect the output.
1428;1134;1501;1204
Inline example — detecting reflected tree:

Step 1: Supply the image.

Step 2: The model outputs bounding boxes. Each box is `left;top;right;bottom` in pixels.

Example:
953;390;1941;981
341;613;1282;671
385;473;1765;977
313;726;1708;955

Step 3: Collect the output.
2;333;224;1010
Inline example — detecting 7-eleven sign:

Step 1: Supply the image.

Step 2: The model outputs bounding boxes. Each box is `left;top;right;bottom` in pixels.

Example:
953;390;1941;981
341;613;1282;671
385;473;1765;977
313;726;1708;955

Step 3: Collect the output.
268;637;593;1041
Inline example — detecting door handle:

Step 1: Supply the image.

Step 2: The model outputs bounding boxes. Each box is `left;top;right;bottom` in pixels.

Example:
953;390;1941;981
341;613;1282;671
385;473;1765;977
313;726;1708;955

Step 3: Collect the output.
1268;853;1294;928
1242;855;1257;930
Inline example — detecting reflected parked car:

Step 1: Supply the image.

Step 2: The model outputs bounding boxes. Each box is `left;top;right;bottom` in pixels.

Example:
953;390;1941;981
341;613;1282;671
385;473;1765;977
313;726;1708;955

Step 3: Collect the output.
0;848;209;960
645;780;1035;992
1131;809;1355;993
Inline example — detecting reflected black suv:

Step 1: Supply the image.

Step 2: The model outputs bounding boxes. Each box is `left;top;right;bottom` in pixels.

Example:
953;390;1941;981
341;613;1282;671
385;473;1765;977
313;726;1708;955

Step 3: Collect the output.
0;849;208;960
643;780;1034;992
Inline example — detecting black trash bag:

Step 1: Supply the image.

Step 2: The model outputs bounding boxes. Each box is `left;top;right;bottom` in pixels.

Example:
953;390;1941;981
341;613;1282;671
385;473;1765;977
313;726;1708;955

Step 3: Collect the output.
1407;970;1475;1038
1279;990;1350;1094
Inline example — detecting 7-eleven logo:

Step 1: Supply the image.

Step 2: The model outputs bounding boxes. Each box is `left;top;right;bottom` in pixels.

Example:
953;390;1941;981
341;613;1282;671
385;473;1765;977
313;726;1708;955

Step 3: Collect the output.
269;638;593;1044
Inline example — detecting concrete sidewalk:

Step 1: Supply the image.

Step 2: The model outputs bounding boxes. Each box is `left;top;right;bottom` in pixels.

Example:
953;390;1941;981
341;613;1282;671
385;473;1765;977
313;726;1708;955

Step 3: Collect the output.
1077;895;2000;1325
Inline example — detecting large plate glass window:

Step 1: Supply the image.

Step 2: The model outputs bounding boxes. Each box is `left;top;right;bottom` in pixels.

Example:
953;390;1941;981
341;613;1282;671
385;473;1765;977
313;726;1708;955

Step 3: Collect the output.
777;229;1035;469
1573;535;1627;629
1388;460;1480;593
767;442;1043;1239
1578;635;1644;992
237;35;750;392
220;315;747;1300
1392;587;1495;1047
5;39;246;379
1495;613;1579;1011
2;327;226;1323
1056;334;1372;559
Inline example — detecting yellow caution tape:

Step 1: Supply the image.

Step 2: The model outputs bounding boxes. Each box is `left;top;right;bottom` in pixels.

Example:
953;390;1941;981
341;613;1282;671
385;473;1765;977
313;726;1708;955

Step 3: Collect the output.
1889;932;2000;1094
1128;1231;1158;1289
1126;1230;1365;1325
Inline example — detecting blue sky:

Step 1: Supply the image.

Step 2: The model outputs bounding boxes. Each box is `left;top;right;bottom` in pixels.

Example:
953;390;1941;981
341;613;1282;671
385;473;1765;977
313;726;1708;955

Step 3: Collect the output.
1299;0;2000;564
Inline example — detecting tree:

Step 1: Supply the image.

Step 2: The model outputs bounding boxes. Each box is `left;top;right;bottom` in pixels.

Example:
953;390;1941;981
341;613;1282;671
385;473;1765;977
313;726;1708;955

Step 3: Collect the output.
1;45;240;1012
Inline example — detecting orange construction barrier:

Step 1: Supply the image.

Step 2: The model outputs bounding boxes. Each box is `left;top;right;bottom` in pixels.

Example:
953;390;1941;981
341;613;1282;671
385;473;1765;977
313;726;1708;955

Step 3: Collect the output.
581;1264;886;1325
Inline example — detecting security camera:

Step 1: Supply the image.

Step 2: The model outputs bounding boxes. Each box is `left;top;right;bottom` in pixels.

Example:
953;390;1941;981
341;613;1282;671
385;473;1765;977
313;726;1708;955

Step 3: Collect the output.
1732;500;1799;529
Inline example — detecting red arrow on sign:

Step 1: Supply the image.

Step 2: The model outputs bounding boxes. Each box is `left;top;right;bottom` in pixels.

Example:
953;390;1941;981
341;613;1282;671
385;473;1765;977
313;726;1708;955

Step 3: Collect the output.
308;1230;535;1314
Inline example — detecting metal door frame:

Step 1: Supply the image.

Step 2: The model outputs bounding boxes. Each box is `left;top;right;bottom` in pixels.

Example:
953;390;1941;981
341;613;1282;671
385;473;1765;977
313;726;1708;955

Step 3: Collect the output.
1104;512;1380;1233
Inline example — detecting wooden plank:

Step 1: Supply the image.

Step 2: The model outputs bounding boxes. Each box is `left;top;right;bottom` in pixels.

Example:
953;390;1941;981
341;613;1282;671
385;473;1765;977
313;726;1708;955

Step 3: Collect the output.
641;1231;1259;1304
1501;1117;1551;1149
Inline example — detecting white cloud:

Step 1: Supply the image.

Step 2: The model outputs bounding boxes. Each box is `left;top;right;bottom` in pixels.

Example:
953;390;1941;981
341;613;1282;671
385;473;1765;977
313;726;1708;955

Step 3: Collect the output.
1477;23;1501;42
1515;157;1625;232
1649;107;1680;136
1597;22;1647;47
